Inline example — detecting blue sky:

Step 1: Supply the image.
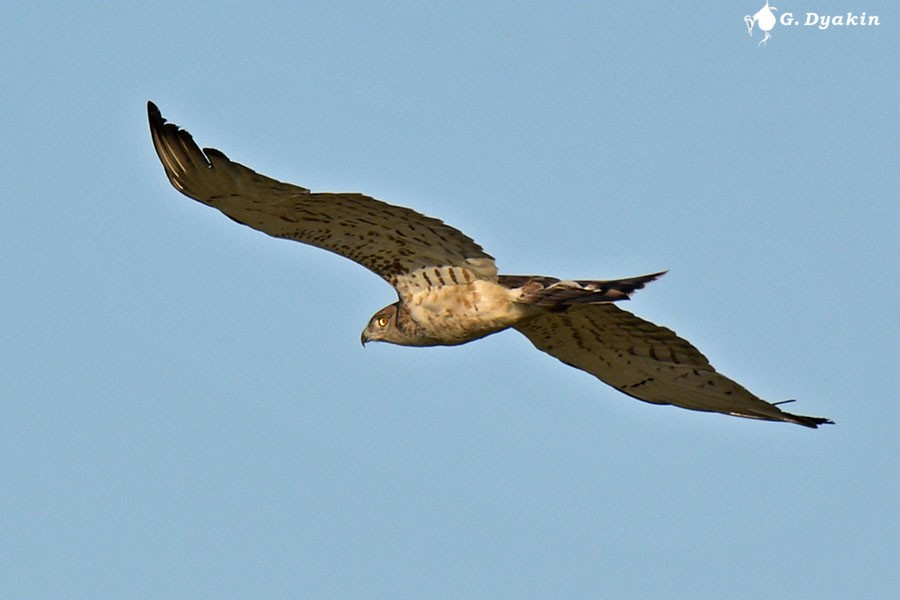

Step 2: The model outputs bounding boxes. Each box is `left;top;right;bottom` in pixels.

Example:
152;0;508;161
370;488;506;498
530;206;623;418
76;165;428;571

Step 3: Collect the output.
2;2;898;598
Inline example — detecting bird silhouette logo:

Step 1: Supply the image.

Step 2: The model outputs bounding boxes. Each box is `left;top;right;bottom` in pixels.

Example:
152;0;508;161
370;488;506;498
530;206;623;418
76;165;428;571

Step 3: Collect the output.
744;1;778;46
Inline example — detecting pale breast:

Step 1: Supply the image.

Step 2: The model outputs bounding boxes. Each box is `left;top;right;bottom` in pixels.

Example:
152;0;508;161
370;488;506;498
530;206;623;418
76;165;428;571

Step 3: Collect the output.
405;279;532;344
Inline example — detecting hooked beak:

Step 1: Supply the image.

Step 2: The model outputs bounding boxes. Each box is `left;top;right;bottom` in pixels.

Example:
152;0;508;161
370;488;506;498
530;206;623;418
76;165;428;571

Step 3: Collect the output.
360;330;369;347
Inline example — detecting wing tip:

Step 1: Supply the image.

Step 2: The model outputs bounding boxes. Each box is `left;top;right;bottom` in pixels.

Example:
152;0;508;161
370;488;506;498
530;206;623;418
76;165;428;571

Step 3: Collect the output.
147;100;170;137
147;99;165;139
147;101;217;198
785;413;834;429
773;398;833;428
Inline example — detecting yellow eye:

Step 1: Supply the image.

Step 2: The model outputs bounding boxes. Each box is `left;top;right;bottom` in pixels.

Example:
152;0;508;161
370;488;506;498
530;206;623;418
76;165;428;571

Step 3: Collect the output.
376;317;388;327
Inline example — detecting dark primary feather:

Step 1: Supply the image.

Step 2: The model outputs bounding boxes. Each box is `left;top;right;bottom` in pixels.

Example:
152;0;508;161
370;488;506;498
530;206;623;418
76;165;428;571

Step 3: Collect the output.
515;304;833;428
147;102;497;288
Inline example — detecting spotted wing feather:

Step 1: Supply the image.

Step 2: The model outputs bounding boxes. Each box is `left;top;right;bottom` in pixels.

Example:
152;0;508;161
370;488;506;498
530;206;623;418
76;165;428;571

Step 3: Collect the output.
515;304;832;428
148;102;497;289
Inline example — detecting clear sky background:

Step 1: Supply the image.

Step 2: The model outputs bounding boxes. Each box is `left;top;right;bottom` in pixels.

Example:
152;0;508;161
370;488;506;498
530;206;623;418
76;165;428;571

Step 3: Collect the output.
2;2;898;598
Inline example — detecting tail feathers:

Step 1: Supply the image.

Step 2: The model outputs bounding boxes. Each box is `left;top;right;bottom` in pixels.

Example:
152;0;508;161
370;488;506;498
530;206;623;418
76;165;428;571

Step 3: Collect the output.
505;270;666;308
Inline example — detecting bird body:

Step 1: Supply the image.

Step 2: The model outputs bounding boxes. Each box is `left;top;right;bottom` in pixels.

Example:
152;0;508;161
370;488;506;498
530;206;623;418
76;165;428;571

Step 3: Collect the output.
365;272;663;347
404;278;529;345
148;101;831;428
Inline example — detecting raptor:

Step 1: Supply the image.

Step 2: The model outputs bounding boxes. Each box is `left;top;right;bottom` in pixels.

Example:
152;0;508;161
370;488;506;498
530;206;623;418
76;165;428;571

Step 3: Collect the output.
148;101;831;428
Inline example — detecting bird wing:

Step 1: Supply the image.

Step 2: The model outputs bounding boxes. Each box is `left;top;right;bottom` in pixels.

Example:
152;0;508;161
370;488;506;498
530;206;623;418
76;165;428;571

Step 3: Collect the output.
515;304;831;428
148;102;497;292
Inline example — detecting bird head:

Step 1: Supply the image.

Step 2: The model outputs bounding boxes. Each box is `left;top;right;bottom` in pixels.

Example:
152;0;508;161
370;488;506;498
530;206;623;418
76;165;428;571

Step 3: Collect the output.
360;303;401;346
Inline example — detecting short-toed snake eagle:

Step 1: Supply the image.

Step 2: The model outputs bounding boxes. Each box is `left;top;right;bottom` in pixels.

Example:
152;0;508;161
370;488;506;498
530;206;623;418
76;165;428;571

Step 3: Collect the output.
148;102;831;428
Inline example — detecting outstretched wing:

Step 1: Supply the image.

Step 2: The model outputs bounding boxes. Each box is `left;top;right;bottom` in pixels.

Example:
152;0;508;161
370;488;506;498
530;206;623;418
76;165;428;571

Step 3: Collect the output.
147;102;497;291
515;304;832;428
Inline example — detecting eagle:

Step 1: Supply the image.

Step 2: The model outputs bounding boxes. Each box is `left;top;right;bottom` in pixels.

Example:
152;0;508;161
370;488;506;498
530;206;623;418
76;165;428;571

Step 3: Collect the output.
148;102;831;428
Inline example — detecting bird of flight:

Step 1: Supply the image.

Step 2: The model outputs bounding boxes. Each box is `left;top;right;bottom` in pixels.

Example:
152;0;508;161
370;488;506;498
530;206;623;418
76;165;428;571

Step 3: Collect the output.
148;102;831;428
